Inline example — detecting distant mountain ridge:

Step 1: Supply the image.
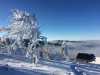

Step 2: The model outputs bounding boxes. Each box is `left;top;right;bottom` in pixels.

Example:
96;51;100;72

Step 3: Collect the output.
48;40;86;44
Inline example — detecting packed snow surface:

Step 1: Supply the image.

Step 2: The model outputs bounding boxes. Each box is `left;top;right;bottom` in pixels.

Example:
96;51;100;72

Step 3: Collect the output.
0;53;100;75
90;57;100;64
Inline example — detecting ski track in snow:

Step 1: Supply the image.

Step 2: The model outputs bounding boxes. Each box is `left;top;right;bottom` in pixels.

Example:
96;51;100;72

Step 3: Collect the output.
0;53;100;75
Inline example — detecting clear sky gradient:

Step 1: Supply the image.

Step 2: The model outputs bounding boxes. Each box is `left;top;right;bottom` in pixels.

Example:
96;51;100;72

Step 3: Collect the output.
0;0;100;41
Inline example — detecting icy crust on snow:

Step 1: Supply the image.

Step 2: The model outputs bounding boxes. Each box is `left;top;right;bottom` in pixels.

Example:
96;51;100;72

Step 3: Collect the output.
0;54;73;75
0;54;100;75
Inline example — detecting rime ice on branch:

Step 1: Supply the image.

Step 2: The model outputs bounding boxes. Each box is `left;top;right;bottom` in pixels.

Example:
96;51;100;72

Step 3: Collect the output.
61;40;69;61
0;9;48;64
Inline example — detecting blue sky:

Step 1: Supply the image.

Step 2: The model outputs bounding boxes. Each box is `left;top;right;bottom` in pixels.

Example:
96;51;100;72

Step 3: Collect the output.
0;0;100;41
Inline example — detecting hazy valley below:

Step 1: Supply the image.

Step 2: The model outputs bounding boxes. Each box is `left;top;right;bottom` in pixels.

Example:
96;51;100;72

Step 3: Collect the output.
49;40;100;57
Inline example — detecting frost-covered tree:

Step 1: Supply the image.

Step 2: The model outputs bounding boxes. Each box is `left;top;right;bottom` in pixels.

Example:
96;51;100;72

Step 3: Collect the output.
61;40;69;61
0;9;49;64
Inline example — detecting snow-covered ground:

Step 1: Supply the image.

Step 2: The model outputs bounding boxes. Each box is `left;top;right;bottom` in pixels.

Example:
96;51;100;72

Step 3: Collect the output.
0;53;100;75
90;57;100;64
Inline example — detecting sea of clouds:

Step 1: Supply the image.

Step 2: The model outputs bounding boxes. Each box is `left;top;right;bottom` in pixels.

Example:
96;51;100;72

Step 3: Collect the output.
54;40;100;57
